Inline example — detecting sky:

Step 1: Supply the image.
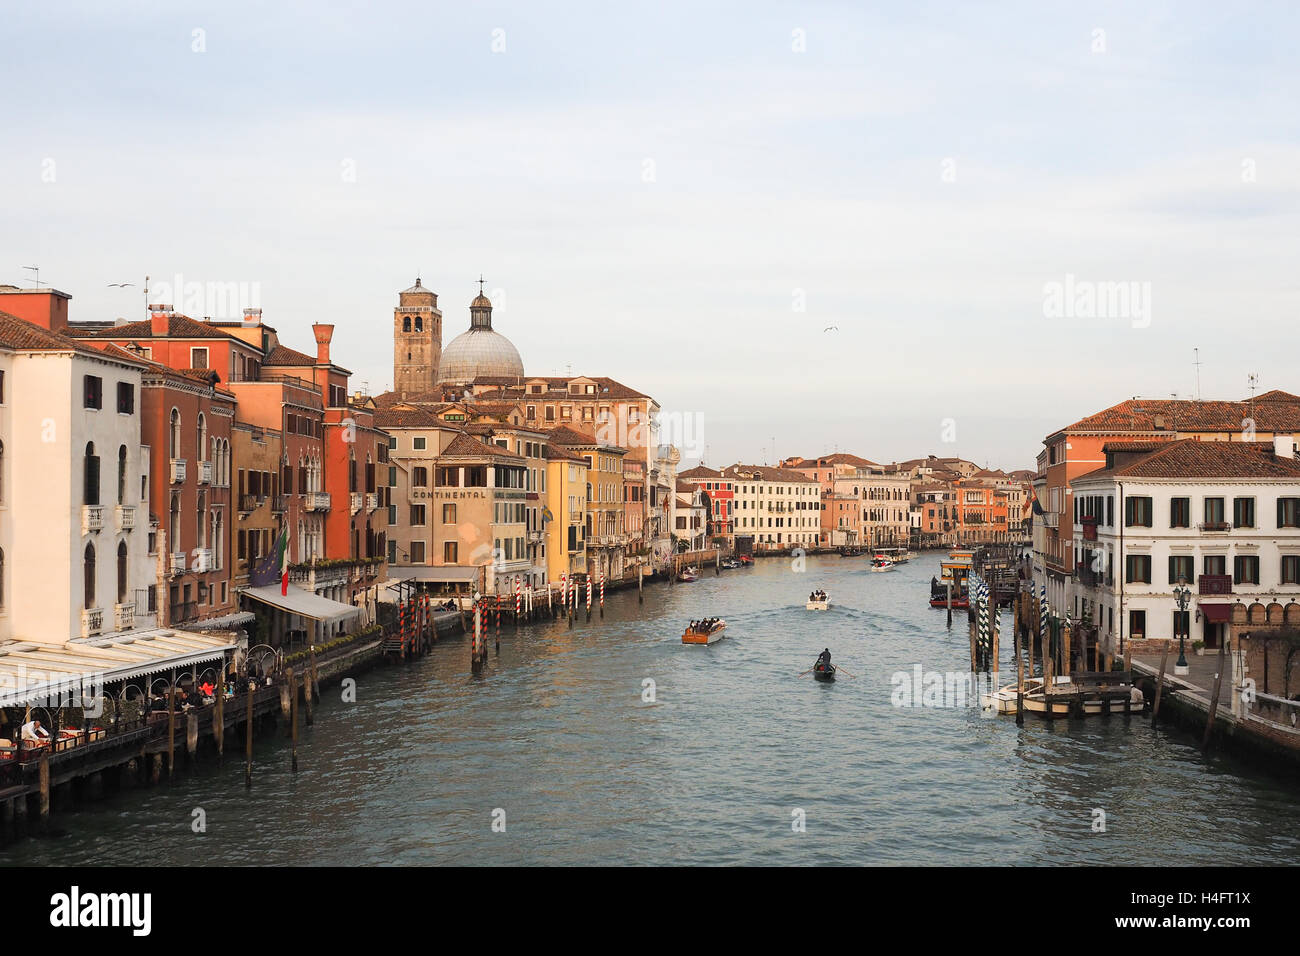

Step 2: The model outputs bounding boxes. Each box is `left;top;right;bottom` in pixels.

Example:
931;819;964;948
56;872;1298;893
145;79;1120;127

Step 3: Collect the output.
4;1;1299;472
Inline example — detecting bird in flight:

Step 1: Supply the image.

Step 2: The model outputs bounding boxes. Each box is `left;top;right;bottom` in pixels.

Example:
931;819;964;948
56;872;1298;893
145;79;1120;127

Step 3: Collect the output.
107;282;134;288
823;325;839;333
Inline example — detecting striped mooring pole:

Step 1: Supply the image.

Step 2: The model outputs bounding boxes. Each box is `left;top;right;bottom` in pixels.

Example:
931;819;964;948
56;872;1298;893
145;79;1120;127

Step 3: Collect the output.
599;569;605;618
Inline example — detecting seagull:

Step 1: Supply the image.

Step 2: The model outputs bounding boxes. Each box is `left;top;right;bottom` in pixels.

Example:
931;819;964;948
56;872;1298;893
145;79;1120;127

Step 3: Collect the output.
823;325;839;333
107;282;134;288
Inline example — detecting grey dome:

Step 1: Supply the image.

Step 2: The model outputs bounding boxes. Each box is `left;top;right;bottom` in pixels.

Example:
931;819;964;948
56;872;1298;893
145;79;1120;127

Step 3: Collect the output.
436;328;524;384
436;286;524;385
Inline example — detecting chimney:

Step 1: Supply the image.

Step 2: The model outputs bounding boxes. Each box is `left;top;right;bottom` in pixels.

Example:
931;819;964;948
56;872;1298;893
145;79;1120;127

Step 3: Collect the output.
1274;435;1295;459
312;323;334;364
148;304;173;337
243;307;262;326
0;287;71;332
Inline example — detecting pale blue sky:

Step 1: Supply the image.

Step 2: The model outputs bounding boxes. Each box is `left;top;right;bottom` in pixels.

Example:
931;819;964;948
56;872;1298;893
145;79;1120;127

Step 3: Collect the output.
5;1;1299;470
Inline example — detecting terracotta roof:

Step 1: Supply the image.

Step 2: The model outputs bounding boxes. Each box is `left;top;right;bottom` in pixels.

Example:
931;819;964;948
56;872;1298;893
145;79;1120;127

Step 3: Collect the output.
479;376;650;401
545;442;587;464
0;310;87;351
373;404;446;429
1075;440;1300;482
547;424;607;448
441;431;523;460
264;345;316;366
1058;396;1300;436
789;453;879;468
1255;390;1300;404
721;463;819;483
74;314;244;341
678;465;721;479
1099;440;1171;454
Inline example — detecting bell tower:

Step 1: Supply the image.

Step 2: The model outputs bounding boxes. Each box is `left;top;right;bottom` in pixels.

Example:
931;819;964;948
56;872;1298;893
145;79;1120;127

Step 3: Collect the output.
393;277;442;398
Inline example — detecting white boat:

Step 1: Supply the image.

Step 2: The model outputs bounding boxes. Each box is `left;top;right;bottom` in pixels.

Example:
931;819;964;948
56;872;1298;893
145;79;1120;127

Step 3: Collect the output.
981;677;1146;717
805;592;831;611
870;555;895;572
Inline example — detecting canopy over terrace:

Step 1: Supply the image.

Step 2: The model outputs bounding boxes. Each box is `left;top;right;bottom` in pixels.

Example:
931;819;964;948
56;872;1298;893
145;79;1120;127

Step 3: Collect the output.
0;628;237;708
384;565;481;599
241;583;364;644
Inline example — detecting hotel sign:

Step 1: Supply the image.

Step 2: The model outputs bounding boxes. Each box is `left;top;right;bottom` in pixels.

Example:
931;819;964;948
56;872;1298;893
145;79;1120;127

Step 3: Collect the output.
413;490;487;500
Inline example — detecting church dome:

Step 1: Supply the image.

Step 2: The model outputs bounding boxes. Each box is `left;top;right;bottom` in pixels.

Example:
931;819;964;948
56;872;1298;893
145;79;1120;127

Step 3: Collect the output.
435;286;524;384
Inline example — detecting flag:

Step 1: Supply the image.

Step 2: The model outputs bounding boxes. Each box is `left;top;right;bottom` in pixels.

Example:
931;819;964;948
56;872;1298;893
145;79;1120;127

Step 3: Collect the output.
249;523;291;591
1031;495;1045;516
278;523;291;596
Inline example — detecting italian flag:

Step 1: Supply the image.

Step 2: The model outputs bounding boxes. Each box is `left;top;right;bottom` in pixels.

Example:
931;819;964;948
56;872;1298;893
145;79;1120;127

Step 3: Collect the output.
276;523;291;596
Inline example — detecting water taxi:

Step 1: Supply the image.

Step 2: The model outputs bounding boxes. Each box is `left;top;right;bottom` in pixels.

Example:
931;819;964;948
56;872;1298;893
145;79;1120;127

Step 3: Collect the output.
870;555;895;572
875;546;912;564
682;619;726;644
806;590;831;610
678;566;699;582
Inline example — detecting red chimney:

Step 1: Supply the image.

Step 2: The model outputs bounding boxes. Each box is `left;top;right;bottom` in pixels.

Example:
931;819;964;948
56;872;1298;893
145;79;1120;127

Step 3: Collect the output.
0;287;71;332
312;323;334;364
148;304;172;337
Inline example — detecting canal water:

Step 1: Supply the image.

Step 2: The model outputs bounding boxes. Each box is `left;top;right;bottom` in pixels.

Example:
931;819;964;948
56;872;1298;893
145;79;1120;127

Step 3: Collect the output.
6;554;1299;866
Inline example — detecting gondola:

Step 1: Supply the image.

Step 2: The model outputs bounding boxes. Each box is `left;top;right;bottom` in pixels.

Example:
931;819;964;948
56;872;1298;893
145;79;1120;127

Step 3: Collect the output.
813;662;836;682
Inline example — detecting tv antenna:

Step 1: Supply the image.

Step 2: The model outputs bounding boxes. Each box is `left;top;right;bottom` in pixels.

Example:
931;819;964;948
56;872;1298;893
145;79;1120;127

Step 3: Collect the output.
1248;372;1260;422
1193;348;1202;400
21;265;40;288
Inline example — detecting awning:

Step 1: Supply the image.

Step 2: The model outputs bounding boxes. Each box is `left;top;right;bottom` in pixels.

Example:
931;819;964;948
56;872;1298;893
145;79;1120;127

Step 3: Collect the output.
386;566;480;583
181;610;256;631
241;584;363;623
1200;603;1232;623
0;629;237;707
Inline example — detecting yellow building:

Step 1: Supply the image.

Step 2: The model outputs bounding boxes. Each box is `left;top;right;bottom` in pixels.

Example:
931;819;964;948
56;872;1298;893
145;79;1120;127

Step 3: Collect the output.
544;441;589;586
547;425;627;581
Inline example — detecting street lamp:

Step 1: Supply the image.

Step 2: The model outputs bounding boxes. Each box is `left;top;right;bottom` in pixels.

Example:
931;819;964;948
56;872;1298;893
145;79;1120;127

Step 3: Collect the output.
1173;577;1191;676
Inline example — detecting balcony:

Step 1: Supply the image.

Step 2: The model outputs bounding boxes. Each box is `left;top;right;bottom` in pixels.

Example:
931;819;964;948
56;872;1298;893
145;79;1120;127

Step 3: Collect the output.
170;458;187;483
240;494;260;513
81;607;104;637
366;492;380;512
1198;521;1232;532
303;491;331;512
351;492;363;515
170;551;187;574
192;548;213;572
1198;574;1233;595
197;460;213;485
115;504;135;531
528;531;543;543
271;495;287;514
114;602;135;630
82;504;104;534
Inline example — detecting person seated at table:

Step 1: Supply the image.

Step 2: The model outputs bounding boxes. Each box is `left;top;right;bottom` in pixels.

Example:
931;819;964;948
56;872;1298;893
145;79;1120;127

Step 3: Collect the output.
199;680;215;699
20;719;51;743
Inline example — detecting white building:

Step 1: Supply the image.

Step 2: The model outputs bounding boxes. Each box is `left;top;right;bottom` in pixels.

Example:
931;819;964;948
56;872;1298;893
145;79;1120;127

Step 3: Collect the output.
1070;437;1300;654
0;313;158;644
720;464;820;551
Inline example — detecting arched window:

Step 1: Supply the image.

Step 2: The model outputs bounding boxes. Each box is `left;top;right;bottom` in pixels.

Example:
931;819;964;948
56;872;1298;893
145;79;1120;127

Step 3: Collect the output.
197;413;207;461
117;540;128;603
169;409;181;459
118;445;128;504
84;442;100;506
84;543;96;609
402;316;411;332
169;493;180;557
415;316;423;332
197;491;207;548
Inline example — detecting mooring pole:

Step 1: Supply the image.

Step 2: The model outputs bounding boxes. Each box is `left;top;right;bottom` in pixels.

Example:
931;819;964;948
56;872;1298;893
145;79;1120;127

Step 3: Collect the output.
1202;639;1228;751
244;680;254;788
1152;641;1171;724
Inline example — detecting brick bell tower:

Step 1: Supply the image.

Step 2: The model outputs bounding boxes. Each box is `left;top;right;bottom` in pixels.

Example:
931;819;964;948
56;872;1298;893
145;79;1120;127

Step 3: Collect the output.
393;277;442;398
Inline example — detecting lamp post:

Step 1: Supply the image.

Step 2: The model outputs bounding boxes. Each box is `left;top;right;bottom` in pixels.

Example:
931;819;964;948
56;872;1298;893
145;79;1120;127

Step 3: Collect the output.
1173;578;1191;676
